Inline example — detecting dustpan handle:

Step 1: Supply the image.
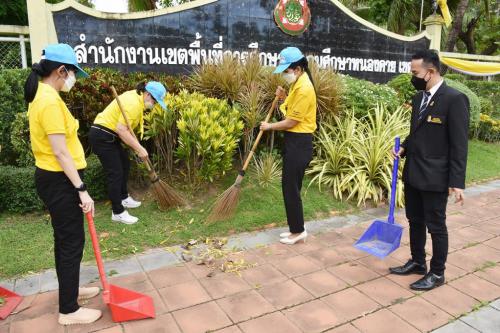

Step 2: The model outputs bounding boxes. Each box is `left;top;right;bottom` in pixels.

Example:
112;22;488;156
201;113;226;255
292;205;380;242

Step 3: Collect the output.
85;212;110;292
388;137;400;224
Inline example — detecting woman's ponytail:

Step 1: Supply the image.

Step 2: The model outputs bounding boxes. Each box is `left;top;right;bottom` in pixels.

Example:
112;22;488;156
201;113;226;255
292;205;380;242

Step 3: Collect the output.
289;57;315;90
136;81;147;95
24;63;43;103
24;60;65;103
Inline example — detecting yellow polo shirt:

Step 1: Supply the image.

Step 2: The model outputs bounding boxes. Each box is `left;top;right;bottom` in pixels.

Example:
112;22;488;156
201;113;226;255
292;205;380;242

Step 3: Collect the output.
28;82;86;171
280;73;317;133
94;90;145;138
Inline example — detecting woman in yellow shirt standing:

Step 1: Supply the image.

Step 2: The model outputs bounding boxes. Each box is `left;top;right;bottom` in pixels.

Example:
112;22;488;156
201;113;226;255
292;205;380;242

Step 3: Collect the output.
260;47;317;245
89;81;167;224
25;43;102;325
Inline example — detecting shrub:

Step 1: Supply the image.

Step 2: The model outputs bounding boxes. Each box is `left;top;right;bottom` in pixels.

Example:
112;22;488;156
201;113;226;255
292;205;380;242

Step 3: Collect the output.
462;80;500;117
474;114;500;142
308;104;410;207
188;55;243;104
10;112;34;167
0;166;43;213
479;97;494;117
173;91;244;184
387;73;415;104
340;75;402;117
84;154;108;201
0;155;107;213
237;83;267;157
0;69;30;165
388;73;481;129
309;61;344;121
144;93;180;177
444;73;467;82
250;151;282;188
445;78;481;129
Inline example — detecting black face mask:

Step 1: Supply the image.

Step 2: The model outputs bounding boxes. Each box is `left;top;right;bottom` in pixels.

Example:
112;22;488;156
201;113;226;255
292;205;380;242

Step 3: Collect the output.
411;73;428;91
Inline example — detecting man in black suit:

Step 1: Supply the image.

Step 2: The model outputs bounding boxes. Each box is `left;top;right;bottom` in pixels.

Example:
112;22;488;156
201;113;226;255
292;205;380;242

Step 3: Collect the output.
389;50;469;290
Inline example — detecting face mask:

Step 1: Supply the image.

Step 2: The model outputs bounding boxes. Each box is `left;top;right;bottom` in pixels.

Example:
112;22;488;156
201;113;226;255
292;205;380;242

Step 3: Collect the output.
61;69;76;92
283;71;297;84
411;72;429;91
144;96;155;110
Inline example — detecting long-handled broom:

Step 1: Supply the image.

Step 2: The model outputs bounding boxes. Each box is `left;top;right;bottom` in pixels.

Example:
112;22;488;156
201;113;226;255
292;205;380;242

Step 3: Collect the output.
110;86;185;210
207;96;280;222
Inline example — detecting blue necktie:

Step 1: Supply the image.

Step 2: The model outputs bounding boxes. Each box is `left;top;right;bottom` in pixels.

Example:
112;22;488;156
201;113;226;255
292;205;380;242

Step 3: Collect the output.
418;91;431;121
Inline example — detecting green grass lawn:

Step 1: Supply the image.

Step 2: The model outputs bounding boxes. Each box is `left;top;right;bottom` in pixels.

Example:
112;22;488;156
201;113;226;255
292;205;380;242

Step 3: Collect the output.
1;139;499;279
466;139;500;184
0;176;350;279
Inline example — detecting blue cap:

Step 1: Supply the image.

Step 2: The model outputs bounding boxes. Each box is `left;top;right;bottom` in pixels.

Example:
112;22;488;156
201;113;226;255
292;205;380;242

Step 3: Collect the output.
273;47;305;74
42;43;88;78
145;81;167;110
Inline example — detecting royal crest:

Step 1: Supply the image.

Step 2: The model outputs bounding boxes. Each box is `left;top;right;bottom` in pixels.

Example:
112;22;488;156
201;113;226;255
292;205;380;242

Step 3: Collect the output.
274;0;312;36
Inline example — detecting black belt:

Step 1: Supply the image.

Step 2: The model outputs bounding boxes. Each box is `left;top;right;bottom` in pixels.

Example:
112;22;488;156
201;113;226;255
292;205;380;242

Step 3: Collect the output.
91;124;118;137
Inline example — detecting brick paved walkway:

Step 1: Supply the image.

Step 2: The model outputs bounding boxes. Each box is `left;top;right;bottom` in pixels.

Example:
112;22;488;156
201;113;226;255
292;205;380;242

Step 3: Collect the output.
1;183;499;333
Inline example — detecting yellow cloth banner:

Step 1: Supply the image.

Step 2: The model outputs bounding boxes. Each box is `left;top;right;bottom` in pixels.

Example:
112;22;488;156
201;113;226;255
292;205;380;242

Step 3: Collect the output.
437;0;452;27
441;57;500;76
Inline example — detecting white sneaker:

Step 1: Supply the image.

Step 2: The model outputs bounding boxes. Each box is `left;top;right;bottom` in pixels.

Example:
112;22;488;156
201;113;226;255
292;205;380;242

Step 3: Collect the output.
58;307;102;325
122;196;141;209
77;287;100;301
112;210;138;224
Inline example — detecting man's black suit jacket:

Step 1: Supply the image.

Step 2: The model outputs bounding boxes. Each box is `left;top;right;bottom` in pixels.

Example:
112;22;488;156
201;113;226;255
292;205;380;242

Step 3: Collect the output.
401;81;470;192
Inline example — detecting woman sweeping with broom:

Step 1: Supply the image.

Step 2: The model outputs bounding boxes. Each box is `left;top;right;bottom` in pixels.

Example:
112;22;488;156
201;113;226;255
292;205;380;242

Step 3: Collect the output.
260;47;317;245
89;81;167;224
25;43;102;325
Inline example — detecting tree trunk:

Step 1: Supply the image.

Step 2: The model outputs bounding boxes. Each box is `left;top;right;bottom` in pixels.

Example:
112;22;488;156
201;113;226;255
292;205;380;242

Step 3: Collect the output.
458;15;481;54
481;41;498;55
444;0;470;52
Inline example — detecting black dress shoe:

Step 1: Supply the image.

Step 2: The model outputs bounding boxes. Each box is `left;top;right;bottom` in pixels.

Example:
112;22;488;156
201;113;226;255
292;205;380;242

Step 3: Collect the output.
389;260;427;275
410;273;445;291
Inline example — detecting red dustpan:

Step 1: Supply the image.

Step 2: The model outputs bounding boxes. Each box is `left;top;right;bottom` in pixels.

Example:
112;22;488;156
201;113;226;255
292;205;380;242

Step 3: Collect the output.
0;287;23;320
85;212;155;322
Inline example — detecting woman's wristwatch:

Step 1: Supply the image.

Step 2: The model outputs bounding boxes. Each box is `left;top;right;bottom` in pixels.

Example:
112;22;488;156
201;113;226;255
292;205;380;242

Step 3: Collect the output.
76;183;87;192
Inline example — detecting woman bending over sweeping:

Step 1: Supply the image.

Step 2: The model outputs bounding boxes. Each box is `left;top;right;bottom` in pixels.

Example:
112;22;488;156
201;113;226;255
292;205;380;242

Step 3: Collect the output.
89;81;167;225
260;47;317;245
25;43;102;325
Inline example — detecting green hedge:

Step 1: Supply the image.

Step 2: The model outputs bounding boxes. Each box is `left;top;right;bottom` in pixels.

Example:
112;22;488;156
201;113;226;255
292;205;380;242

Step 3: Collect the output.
0;154;107;214
445;79;481;129
84;154;108;201
341;75;402;117
0;166;43;213
388;73;481;129
463;80;500;118
0;69;30;165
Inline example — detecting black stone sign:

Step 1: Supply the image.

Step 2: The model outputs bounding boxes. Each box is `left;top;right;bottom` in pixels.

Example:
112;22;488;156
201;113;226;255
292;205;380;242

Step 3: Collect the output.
52;0;429;83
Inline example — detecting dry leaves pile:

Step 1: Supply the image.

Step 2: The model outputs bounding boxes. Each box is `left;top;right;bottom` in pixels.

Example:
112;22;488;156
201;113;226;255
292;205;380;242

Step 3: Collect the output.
179;237;256;277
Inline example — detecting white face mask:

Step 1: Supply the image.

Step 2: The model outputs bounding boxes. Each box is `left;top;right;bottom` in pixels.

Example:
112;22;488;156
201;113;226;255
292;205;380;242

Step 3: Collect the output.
283;71;297;84
61;69;76;92
144;94;156;110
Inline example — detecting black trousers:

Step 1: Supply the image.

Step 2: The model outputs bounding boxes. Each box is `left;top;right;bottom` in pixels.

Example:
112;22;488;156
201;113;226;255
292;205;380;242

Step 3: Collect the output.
282;132;313;234
35;168;84;314
88;126;130;214
404;182;449;276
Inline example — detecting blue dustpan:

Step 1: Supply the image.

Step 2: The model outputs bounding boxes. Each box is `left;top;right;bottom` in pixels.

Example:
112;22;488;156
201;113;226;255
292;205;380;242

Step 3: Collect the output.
354;137;403;258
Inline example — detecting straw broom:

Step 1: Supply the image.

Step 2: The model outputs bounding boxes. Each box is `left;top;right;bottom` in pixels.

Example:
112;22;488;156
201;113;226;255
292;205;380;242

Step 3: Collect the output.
207;96;280;222
110;86;185;210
